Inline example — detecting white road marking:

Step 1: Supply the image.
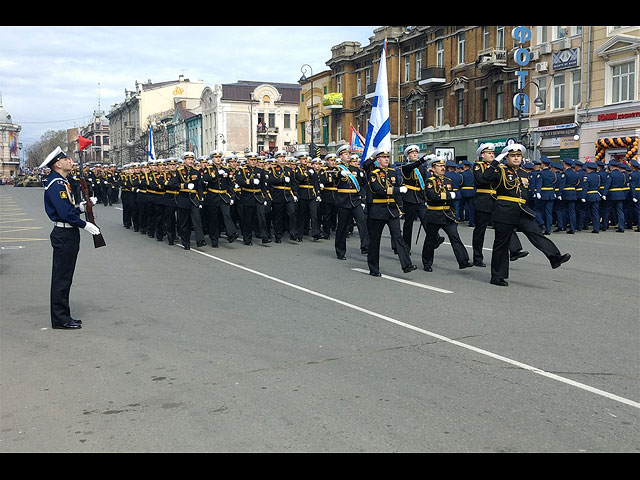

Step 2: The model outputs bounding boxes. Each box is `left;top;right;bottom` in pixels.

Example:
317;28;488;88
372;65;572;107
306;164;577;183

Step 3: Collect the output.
183;245;639;410
351;268;453;293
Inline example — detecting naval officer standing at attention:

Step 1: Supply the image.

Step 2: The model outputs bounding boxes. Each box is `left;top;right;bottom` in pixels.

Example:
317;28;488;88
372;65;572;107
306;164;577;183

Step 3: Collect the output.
42;147;100;329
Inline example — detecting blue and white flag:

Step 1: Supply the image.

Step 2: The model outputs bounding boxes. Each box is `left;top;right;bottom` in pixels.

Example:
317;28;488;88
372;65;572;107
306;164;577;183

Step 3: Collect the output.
361;40;391;165
148;125;156;162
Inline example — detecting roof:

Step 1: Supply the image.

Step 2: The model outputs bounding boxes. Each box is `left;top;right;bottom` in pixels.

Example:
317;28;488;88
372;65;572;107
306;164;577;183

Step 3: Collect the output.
221;80;300;103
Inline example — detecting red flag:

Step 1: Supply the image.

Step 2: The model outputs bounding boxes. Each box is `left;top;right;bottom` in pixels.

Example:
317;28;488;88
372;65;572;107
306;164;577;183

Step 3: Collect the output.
78;136;93;150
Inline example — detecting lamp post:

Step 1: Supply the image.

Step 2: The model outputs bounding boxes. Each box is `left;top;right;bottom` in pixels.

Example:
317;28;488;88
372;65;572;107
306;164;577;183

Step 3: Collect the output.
516;80;544;144
299;64;314;156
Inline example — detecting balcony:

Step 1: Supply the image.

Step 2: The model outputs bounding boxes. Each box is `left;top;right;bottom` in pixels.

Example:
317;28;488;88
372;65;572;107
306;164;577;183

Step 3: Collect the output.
257;125;278;135
418;67;446;86
476;49;507;69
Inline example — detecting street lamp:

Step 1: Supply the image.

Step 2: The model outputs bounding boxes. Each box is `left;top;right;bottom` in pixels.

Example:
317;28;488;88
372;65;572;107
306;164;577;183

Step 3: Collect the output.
300;64;314;156
516;80;544;143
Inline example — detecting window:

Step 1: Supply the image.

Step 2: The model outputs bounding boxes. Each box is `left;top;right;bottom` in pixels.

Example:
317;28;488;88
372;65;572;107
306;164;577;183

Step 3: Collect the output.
435;98;443;127
571;70;581;107
611;60;636;103
537;77;547;112
456;90;464;125
416;54;422;81
404;55;410;82
553;73;565;110
481;88;489;121
336;75;342;94
337;119;342;141
284;113;290;129
357;72;362;96
495;82;504;119
496;26;505;49
483;26;490;50
416;104;423;132
457;32;465;65
436;39;444;67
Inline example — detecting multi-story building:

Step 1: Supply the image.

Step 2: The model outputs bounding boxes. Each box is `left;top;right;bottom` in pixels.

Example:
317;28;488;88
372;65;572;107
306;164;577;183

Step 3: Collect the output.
324;25;537;162
106;75;204;165
79;110;110;164
297;69;333;156
201;80;300;157
0;100;21;179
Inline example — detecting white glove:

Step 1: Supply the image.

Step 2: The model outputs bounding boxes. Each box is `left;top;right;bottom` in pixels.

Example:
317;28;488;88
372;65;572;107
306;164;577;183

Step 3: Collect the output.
90;196;97;205
316;196;322;202
633;198;638;203
536;193;541;199
360;204;366;210
557;196;562;201
399;186;408;193
309;168;314;174
293;195;298;202
83;222;100;235
581;198;586;203
284;176;290;183
602;195;606;200
450;191;456;199
230;199;234;205
263;201;268;206
340;170;348;177
253;178;260;185
319;183;324;188
218;169;226;176
187;182;195;190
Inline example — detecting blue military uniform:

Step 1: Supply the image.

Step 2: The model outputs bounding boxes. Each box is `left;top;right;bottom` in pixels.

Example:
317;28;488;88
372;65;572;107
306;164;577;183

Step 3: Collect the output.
535;157;557;234
557;158;578;233
42;147;95;330
459;160;476;225
629;160;640;232
602;161;629;232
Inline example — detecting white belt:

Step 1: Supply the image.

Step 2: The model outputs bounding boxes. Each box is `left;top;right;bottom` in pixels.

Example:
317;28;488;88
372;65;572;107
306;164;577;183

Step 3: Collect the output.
54;222;75;228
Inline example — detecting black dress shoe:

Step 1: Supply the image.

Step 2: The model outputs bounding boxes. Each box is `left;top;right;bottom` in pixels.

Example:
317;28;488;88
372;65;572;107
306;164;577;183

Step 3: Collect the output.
71;318;82;325
510;250;529;261
435;236;445;248
369;271;382;277
423;266;433;272
458;261;474;269
52;321;82;329
361;248;368;254
196;241;207;247
244;241;253;246
313;235;322;241
183;244;190;250
275;238;282;243
402;264;417;273
550;253;571;269
337;255;346;260
228;234;238;243
590;230;599;234
473;261;486;267
211;243;218;248
490;278;509;286
262;238;271;244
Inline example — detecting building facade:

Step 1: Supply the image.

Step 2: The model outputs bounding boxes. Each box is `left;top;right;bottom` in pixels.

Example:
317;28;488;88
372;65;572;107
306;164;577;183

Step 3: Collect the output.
79;110;110;164
201;81;300;157
0;100;21;179
106;75;205;165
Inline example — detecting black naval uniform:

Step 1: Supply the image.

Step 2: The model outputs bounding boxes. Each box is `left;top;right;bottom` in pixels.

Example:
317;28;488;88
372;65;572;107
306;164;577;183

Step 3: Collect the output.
294;162;322;241
366;165;415;276
482;159;570;286
318;164;339;238
235;163;270;245
334;164;369;259
160;167;178;245
167;164;206;249
268;162;299;243
422;170;472;271
472;159;525;266
119;170;135;228
202;162;239;246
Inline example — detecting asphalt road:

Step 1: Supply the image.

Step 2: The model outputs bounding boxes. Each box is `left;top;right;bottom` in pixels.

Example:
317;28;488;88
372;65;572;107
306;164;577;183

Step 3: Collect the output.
1;185;638;452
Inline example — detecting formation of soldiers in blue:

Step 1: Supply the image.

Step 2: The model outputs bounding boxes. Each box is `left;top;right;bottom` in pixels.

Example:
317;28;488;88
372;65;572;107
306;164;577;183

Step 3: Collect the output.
61;142;639;285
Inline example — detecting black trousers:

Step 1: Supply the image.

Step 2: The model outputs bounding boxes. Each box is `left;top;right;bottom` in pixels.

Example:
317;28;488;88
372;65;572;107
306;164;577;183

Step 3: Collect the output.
206;198;238;245
240;202;268;243
296;198;320;239
50;227;80;327
162;204;177;243
422;221;469;268
367;216;411;274
472;209;523;263
335;205;369;257
402;202;426;252
272;201;297;240
177;204;204;247
491;215;562;281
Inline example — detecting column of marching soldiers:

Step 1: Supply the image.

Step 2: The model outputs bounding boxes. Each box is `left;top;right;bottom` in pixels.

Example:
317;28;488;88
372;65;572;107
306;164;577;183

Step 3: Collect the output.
67;143;640;276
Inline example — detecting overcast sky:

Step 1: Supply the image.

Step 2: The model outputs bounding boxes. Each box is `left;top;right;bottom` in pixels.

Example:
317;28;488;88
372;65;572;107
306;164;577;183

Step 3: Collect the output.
1;25;379;151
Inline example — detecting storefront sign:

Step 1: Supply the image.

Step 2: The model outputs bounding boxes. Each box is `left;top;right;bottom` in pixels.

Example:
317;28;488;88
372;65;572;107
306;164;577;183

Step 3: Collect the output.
512;26;532;113
552;48;579;70
597;111;640;121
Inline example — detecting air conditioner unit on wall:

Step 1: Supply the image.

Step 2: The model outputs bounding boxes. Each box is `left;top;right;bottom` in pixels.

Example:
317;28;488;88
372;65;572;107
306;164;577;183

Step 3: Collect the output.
535;62;548;73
